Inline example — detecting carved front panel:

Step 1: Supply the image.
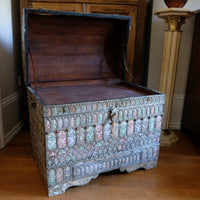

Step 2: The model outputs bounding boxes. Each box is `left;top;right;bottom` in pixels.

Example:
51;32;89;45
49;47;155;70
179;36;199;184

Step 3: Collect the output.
43;95;165;196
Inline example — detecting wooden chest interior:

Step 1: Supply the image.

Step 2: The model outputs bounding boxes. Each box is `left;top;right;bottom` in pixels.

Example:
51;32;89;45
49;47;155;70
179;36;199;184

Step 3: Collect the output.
25;10;157;105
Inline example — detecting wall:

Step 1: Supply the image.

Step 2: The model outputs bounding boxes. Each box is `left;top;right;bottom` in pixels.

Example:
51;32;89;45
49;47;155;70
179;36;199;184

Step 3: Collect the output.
0;0;23;149
148;0;200;129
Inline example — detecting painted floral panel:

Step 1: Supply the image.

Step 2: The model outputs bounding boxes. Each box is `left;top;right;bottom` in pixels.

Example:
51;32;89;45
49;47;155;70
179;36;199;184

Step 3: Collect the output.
142;118;149;132
58;118;63;130
46;120;51;132
149;117;155;132
124;110;128;119
99;113;103;123
156;116;162;130
81;115;86;125
133;109;137;117
70;117;76;128
151;106;155;115
87;114;92;124
128;109;133;119
137;108;142;118
104;123;111;140
112;122;118;137
58;131;66;149
71;105;76;113
93;103;98;111
127;120;134;135
95;125;103;141
65;117;70;128
53;107;58;115
135;119;142;134
86;126;94;144
146;106;150;116
77;128;85;145
155;105;159;115
68;129;76;147
56;168;63;183
47;108;52;117
64;166;71;180
52;119;57;130
93;113;98;123
142;107;146;117
120;121;127;137
119;110;123;121
76;116;81;127
48;132;57;150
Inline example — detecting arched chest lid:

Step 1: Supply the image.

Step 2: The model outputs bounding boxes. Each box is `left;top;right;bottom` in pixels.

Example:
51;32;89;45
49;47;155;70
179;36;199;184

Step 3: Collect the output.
23;9;131;88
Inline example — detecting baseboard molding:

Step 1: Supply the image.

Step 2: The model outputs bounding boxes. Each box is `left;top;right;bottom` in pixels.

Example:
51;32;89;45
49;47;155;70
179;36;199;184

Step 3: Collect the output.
169;122;181;130
0;89;24;149
169;94;185;130
2;89;23;108
5;120;24;146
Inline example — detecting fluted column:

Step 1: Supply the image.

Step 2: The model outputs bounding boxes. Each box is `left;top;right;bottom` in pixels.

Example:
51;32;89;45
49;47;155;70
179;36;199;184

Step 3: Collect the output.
155;8;193;146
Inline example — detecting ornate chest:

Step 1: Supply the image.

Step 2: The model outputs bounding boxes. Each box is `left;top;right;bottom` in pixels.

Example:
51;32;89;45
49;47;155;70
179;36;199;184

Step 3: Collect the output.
22;9;165;196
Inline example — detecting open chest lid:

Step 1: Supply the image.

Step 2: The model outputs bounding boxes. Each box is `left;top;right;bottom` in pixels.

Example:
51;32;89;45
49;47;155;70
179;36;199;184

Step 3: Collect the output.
23;9;131;88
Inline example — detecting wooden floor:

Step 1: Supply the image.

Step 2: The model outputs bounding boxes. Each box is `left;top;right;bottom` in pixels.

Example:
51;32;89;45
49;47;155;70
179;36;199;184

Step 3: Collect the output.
0;130;200;200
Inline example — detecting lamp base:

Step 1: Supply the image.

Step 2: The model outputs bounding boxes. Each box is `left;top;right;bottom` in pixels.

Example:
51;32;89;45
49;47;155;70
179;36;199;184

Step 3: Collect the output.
160;129;179;147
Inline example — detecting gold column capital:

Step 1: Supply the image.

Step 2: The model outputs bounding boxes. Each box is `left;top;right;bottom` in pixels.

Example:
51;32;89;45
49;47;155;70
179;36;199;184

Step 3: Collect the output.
155;8;194;31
